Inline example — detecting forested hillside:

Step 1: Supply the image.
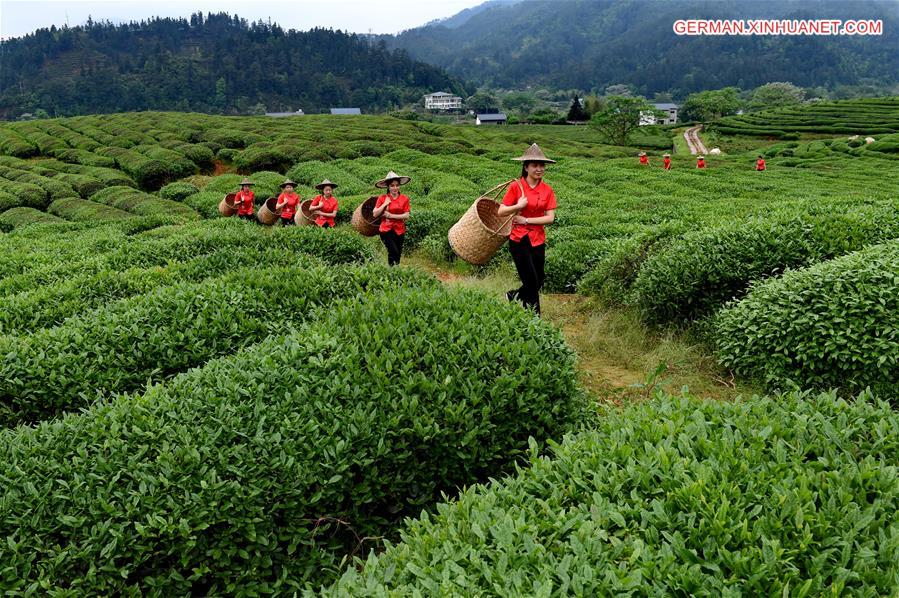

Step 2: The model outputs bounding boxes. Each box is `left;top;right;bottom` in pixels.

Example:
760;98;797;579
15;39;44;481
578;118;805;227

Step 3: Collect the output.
388;0;899;95
0;12;468;118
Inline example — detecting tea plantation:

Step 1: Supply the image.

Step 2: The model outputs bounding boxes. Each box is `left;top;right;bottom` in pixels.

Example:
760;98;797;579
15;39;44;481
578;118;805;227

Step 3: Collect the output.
1;100;897;592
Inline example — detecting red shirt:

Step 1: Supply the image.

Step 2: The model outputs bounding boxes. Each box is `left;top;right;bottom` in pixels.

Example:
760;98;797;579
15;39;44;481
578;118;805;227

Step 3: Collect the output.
501;177;557;247
697;159;706;169
639;156;649;165
376;194;410;235
311;195;338;227
234;190;255;215
277;192;299;219
756;159;766;171
663;157;671;170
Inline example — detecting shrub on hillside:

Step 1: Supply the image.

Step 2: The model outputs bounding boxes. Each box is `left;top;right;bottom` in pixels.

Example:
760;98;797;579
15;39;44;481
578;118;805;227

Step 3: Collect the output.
328;390;899;595
713;240;899;397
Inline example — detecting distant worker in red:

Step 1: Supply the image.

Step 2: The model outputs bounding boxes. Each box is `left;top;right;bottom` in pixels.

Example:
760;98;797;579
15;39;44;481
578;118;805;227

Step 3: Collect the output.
663;153;671;170
756;155;766;171
309;179;339;228
696;155;706;169
276;179;300;226
638;151;649;166
234;178;255;220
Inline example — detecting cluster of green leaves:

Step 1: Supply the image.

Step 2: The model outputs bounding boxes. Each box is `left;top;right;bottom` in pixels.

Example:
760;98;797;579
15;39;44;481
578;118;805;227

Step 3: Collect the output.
0;206;64;231
0;284;585;592
0;262;436;427
158;181;200;202
91;185;199;220
48;197;135;222
629;201;899;325
713;240;899;397
328;390;899;596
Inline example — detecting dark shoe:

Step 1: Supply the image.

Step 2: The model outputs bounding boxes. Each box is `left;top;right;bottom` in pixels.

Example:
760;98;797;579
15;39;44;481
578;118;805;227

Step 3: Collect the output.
506;290;519;302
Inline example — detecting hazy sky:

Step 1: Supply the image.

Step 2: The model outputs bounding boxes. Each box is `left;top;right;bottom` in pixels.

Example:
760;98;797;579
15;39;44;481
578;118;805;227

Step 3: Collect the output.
0;0;485;39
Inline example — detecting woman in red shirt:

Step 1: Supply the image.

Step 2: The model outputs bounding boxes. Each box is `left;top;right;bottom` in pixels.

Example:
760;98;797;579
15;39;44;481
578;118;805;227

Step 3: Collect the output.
275;179;300;226
663;154;671;170
309;179;339;228
756;155;767;171
639;151;649;166
234;178;255;220
497;143;557;314
371;170;411;266
696;155;706;169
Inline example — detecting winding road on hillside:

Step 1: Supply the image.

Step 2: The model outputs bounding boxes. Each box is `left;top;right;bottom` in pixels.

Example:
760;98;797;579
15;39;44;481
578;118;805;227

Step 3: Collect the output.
684;125;709;155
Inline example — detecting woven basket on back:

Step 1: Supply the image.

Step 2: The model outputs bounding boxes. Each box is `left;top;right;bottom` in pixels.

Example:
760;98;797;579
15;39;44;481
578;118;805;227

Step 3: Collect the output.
218;193;238;217
351;196;380;237
256;197;282;226
448;179;523;265
295;199;317;226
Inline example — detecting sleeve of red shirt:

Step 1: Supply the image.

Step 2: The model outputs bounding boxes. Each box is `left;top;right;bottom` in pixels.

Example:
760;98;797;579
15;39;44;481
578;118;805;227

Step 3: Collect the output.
545;188;557;211
502;181;521;207
401;195;410;213
375;195;386;209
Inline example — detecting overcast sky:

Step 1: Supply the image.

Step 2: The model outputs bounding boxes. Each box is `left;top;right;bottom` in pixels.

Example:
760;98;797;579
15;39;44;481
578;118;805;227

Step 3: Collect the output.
0;0;485;39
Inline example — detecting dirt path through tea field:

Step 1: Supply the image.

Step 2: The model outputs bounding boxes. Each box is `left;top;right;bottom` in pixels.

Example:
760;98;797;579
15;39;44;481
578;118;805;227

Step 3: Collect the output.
410;256;754;403
684;125;709;155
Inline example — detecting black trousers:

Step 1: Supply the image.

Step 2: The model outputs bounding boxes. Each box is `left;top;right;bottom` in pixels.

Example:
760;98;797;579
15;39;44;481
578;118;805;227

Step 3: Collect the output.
280;216;295;226
380;230;404;266
508;236;546;314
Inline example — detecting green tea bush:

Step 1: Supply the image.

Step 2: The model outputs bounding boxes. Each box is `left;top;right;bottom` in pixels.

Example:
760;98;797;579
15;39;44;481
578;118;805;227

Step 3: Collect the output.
0;207;64;231
328;390;899;596
714;241;899;397
234;145;292;173
0;190;23;213
543;239;615;293
0;284;585;593
159;181;200;202
0;263;426;426
48;198;135;222
92;186;199;220
0;128;38;157
631;203;899;324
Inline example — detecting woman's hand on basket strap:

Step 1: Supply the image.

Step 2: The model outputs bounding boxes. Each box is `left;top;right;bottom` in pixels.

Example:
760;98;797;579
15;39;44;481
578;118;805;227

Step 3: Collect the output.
513;215;528;225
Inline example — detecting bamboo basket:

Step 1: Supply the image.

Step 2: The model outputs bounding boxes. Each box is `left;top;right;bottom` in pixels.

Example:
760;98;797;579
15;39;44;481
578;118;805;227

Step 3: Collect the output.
295;199;317;226
218;193;238;217
448;179;523;265
351;196;381;237
256;197;282;226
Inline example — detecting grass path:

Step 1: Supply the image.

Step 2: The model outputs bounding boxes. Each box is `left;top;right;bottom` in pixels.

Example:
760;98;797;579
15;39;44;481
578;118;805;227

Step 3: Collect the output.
403;253;757;404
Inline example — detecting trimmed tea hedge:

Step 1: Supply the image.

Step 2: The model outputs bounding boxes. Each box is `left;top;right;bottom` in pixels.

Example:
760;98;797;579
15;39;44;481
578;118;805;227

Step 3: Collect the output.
714;241;899;397
328;390;899;596
0;285;586;593
0;207;64;231
630;203;899;324
0;263;436;426
158;181;200;202
48;197;136;222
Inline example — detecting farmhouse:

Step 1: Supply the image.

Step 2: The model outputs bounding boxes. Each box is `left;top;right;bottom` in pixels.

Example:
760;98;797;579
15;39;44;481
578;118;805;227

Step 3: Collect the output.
476;112;507;125
424;92;463;110
639;103;679;126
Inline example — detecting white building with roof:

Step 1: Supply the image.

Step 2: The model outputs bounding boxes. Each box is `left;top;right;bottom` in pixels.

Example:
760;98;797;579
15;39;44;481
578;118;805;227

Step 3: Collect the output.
424;92;463;110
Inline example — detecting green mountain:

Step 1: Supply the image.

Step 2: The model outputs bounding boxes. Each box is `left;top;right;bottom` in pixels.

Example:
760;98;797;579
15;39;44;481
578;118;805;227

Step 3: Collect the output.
0;12;469;119
386;0;899;96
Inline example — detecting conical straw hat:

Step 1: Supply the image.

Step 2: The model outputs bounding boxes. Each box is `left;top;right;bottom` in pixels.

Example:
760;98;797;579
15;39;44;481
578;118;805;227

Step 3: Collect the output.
314;179;338;190
511;143;556;163
375;170;411;188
